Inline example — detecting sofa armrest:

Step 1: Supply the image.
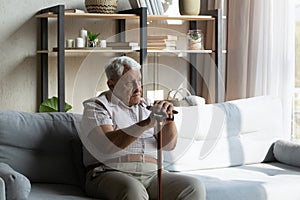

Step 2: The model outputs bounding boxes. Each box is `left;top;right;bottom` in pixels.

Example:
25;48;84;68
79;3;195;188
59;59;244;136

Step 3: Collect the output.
273;139;300;167
0;177;5;200
0;163;31;200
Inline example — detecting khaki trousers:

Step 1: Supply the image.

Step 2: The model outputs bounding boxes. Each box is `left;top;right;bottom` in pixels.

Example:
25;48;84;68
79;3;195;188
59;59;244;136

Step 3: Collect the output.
85;162;205;200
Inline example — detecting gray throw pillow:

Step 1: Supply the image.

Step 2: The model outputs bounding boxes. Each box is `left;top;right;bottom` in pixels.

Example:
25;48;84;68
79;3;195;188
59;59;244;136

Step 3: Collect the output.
0;162;31;200
273;139;300;167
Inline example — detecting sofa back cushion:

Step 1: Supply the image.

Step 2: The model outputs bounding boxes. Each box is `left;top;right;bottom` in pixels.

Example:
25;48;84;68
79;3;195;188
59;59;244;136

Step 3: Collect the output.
164;96;284;171
0;110;85;186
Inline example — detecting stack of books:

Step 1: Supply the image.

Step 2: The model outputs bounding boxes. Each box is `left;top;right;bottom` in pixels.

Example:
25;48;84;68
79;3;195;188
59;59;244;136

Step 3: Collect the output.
64;9;85;13
129;0;164;15
147;35;178;50
106;42;140;50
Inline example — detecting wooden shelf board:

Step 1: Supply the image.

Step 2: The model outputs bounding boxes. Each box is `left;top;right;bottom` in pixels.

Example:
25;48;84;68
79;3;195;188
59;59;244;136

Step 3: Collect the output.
148;15;214;21
38;49;215;54
37;50;50;53
36;12;215;21
36;12;138;19
148;49;213;53
37;49;139;53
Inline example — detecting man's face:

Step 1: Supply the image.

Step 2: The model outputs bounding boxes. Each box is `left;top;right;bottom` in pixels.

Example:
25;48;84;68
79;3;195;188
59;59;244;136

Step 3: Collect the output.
111;68;142;106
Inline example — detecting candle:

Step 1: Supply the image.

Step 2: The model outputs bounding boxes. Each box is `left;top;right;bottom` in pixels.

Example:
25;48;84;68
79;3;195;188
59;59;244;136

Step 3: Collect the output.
100;40;106;48
66;39;74;48
75;37;84;48
80;28;88;47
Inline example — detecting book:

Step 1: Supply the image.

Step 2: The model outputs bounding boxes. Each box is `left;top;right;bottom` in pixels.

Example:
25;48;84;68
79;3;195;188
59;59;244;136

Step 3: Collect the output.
140;0;147;7
139;0;149;15
129;0;139;9
153;0;161;15
144;0;153;15
148;39;177;43
147;34;178;50
147;46;176;50
106;42;139;47
64;9;85;13
110;46;140;50
156;0;164;15
130;0;155;15
148;35;178;40
147;42;176;47
148;42;176;47
149;0;158;15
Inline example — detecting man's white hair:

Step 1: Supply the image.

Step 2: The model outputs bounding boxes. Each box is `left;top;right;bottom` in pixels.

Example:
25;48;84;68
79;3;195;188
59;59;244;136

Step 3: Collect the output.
105;56;141;81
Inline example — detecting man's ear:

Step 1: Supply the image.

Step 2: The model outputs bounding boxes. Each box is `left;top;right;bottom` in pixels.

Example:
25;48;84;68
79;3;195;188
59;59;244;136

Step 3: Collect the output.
107;79;115;90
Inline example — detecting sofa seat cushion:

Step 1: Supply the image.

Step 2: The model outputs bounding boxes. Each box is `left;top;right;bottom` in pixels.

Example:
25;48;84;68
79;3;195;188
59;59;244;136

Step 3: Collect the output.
179;162;300;200
28;183;98;200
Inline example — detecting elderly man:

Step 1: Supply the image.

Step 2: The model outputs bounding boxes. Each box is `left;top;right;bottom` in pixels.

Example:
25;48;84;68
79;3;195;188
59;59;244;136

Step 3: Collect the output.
80;56;205;200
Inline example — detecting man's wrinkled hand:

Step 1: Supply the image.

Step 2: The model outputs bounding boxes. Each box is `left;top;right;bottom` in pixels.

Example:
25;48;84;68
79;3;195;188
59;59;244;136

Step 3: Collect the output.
148;101;178;121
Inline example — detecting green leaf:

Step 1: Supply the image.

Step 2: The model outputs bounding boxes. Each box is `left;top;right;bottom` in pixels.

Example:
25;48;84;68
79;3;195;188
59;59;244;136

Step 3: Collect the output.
87;31;100;41
39;96;72;112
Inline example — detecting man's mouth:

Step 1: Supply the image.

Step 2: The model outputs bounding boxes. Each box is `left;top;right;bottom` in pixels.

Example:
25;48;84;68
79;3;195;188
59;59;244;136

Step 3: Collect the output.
131;92;141;97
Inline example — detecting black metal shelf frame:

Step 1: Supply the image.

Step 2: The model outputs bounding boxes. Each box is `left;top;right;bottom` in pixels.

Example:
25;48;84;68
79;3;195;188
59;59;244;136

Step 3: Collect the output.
38;5;147;112
189;9;223;102
39;5;65;112
37;5;222;112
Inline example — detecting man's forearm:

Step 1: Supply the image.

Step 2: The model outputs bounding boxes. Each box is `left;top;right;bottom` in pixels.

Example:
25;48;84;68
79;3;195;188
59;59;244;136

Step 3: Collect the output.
105;117;155;150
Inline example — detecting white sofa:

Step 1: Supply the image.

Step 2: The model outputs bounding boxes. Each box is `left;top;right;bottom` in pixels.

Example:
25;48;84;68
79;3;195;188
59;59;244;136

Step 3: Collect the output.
164;95;300;200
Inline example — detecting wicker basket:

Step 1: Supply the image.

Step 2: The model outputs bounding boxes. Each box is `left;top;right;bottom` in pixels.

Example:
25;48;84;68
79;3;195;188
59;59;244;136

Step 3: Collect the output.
85;0;118;14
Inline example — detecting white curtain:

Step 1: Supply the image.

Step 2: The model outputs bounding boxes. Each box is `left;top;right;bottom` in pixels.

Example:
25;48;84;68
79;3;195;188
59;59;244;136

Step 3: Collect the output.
226;0;295;138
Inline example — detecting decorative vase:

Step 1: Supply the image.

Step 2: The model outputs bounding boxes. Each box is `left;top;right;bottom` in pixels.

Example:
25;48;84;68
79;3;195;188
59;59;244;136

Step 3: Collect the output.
89;40;97;47
179;0;201;15
85;0;118;14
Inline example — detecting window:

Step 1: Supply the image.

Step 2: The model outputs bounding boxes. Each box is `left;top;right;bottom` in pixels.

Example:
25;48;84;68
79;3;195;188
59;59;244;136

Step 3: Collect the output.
293;0;300;139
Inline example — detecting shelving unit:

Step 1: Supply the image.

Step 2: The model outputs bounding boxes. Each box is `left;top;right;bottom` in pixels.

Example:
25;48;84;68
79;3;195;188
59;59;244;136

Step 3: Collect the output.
36;5;147;111
36;5;222;111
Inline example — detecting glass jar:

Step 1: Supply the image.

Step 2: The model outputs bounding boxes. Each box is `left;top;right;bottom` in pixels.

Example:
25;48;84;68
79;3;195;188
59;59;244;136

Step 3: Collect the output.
187;30;204;50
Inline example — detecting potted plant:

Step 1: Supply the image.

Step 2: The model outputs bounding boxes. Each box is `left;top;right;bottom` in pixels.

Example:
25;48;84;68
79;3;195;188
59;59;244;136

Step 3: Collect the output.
39;96;72;112
88;31;100;47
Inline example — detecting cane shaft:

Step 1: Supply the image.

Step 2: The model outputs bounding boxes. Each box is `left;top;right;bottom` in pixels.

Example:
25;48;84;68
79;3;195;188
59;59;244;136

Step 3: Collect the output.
157;121;163;200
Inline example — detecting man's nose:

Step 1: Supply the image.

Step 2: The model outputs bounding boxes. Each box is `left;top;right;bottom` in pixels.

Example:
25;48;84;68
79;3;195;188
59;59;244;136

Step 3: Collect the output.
133;80;141;90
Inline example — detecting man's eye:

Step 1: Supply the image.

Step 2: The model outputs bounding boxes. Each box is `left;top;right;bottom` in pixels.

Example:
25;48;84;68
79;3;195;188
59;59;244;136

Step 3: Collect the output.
125;82;133;87
125;80;141;86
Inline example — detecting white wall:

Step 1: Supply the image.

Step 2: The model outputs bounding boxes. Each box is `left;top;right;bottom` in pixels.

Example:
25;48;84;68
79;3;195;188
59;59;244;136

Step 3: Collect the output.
0;0;86;112
0;0;193;113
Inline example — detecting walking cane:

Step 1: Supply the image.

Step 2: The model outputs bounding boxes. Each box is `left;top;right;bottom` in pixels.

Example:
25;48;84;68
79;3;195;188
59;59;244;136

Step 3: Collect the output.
152;112;164;200
152;110;177;200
